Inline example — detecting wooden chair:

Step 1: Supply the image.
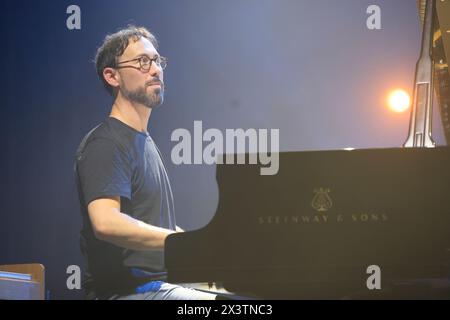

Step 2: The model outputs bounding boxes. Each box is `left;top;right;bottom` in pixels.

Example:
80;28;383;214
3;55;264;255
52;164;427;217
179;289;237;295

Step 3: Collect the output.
0;264;45;300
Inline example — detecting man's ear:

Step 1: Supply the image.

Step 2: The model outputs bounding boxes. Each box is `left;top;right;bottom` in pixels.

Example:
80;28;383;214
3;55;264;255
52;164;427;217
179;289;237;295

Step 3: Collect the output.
103;67;120;90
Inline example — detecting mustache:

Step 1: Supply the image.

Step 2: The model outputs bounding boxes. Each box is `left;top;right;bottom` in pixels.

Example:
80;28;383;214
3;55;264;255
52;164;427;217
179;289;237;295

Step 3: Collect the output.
146;79;164;87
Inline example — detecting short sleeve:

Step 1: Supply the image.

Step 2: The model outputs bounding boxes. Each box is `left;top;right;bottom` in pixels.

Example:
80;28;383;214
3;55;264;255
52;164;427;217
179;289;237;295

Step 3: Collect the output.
76;138;132;206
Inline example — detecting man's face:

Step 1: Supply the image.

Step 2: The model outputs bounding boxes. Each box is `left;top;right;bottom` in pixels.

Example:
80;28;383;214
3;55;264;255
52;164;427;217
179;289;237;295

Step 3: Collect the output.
116;37;164;109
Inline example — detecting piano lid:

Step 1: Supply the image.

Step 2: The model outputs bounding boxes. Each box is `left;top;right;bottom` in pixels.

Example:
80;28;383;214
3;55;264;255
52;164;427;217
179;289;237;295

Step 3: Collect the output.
418;0;450;144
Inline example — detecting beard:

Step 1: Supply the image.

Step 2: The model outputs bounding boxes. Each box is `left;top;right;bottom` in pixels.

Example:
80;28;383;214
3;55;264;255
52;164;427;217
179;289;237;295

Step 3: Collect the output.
120;81;164;109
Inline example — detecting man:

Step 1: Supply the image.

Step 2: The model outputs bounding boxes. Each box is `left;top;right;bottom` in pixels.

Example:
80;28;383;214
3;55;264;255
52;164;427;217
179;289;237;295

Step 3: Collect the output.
74;26;216;300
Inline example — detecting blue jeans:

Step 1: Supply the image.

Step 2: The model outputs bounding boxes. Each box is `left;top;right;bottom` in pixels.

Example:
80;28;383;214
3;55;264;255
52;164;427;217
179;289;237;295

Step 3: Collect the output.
110;281;217;300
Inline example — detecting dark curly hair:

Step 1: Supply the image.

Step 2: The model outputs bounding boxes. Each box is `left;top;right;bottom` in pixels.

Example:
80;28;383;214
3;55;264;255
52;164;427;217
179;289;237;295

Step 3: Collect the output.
95;25;158;96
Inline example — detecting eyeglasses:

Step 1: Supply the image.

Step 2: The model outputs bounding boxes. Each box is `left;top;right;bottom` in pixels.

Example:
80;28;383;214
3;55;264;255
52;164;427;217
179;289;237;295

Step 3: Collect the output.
116;55;167;72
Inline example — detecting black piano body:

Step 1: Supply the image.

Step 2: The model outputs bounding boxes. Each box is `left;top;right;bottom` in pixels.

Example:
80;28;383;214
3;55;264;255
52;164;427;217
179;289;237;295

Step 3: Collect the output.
165;147;450;299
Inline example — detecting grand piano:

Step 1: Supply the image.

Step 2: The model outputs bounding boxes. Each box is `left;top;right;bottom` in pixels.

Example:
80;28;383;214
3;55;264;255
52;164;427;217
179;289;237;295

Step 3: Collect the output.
165;0;450;299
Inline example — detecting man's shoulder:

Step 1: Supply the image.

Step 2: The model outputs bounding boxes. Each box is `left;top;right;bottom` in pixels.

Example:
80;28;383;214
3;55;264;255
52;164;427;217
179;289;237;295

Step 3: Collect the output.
76;119;125;156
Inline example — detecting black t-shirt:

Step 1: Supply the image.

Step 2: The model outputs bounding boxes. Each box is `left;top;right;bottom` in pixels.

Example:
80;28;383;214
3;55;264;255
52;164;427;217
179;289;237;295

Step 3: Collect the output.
74;117;176;298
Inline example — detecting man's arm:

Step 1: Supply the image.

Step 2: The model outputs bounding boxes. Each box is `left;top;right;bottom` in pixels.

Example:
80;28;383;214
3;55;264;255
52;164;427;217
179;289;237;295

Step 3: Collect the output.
88;196;176;251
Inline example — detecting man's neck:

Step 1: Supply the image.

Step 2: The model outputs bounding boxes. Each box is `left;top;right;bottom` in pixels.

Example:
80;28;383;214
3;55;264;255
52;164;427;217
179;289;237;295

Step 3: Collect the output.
110;93;152;134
